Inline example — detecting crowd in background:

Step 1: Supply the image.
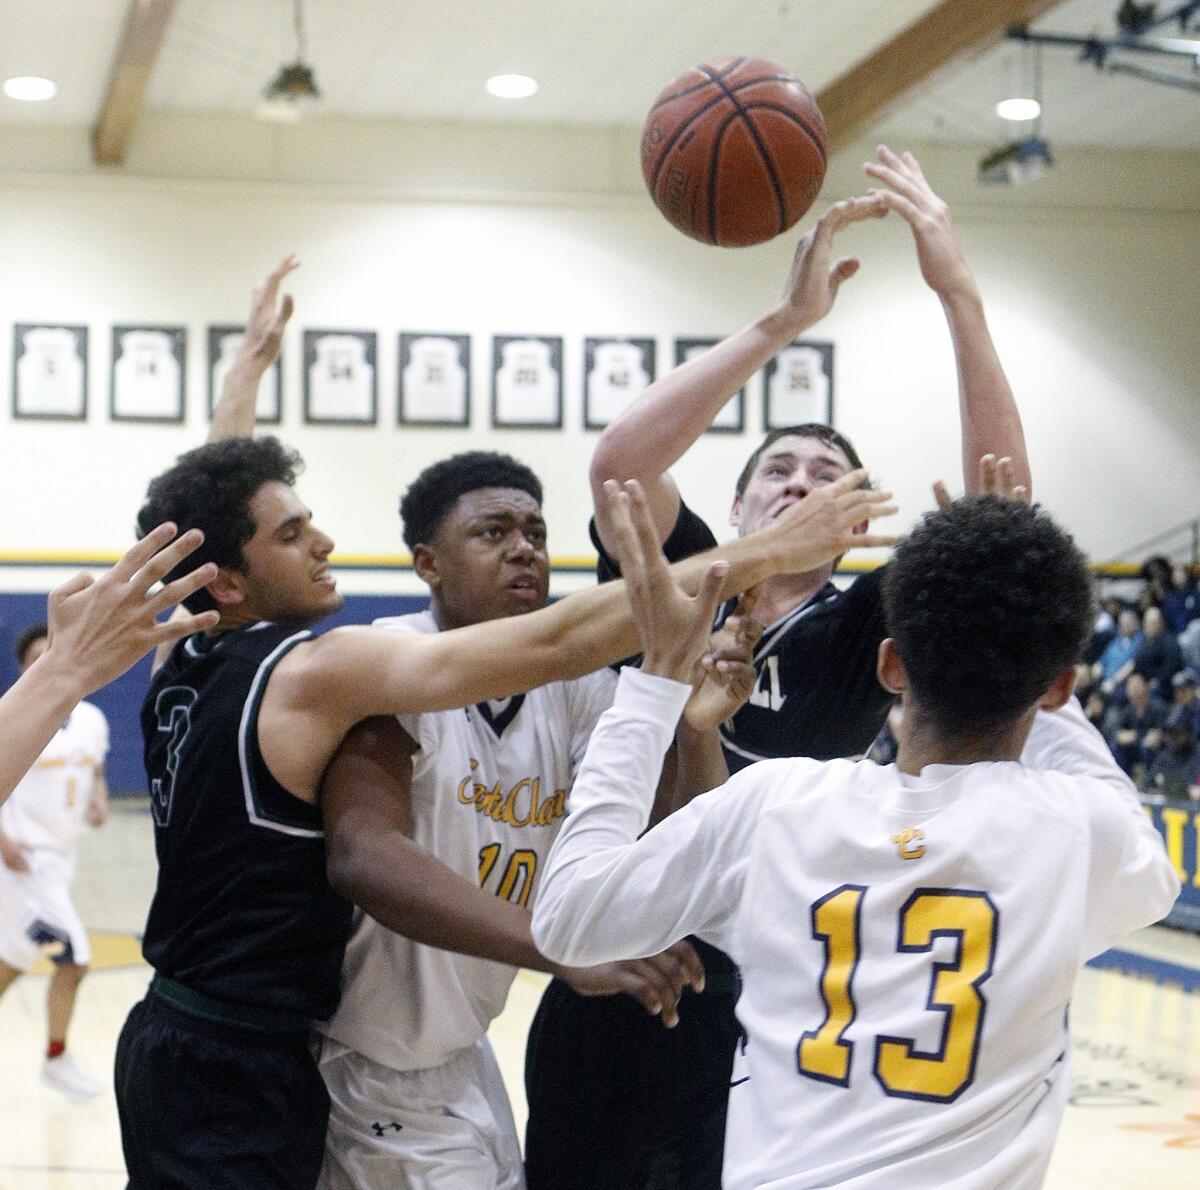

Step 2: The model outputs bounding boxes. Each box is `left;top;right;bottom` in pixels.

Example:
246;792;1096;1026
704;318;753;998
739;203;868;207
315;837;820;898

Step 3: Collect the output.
870;556;1200;802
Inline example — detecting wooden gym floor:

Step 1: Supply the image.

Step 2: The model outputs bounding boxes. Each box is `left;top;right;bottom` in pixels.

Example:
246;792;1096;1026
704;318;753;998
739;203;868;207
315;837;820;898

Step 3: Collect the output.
1;799;1197;1189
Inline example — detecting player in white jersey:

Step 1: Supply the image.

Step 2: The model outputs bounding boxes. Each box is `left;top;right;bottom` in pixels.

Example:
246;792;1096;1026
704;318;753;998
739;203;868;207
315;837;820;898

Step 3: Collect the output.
0;625;111;1101
318;452;731;1189
532;482;1180;1190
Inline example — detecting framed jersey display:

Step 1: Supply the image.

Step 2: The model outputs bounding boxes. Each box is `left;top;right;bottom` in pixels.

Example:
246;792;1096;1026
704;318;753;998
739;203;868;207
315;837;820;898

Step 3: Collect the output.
675;338;745;433
398;332;470;427
110;325;186;423
491;335;563;429
583;337;655;430
303;329;377;425
207;326;282;425
763;340;834;430
12;323;88;421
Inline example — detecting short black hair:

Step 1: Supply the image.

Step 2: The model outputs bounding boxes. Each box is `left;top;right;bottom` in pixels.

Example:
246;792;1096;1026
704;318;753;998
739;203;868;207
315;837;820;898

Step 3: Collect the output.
399;452;543;551
735;424;866;499
136;436;303;613
883;496;1094;740
15;622;48;666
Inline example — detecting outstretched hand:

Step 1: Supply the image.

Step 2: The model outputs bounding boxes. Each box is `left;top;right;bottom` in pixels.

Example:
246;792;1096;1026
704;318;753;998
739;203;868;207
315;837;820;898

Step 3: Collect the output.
684;589;762;731
240;253;299;373
42;524;220;697
605;480;729;684
864;146;974;299
766;470;898;575
933;454;1030;509
560;939;705;1028
777;194;889;332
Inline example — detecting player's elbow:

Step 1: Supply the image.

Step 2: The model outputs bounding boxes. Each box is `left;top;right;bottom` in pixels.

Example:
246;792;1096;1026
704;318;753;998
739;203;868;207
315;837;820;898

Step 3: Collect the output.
588;433;635;493
325;828;379;907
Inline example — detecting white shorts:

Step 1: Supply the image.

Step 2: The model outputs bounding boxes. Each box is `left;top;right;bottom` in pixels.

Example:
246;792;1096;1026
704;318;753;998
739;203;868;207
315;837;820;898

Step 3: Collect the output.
0;848;89;971
318;1036;525;1190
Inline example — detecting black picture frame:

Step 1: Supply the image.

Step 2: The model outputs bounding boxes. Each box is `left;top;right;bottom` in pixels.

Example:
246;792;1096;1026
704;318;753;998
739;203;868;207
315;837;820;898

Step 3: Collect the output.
490;335;563;430
110;325;186;424
12;323;88;421
583;336;656;430
398;332;471;427
302;329;378;426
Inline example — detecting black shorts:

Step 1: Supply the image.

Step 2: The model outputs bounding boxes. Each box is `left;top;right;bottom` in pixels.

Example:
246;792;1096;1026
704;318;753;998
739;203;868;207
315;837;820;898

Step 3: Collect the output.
524;940;742;1190
115;988;329;1189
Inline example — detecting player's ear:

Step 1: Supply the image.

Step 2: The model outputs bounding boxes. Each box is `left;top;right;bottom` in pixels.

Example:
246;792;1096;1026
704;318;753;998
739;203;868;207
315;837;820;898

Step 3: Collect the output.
877;638;907;695
1037;665;1077;713
207;567;247;607
411;543;440;588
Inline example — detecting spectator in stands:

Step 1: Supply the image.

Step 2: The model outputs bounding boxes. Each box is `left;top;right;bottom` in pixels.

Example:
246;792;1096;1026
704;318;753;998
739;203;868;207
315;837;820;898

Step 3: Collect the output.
1133;606;1184;695
1162;565;1198;635
1147;708;1200;802
1105;672;1166;783
1085;598;1121;666
1170;669;1200;738
1095;609;1143;693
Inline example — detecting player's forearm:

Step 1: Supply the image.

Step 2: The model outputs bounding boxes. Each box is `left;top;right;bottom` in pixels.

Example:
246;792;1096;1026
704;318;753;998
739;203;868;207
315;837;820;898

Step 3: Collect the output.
327;825;556;969
208;356;266;443
670;720;730;815
534;670;696;965
942;289;1031;496
0;661;83;806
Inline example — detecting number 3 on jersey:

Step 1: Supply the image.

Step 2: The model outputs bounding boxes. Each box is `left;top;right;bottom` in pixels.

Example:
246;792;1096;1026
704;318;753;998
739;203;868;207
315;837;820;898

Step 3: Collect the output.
797;885;998;1104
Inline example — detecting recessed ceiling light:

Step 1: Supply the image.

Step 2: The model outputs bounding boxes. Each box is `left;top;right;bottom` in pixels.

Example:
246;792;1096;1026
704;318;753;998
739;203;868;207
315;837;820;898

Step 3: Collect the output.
995;97;1041;122
486;74;538;99
3;76;58;102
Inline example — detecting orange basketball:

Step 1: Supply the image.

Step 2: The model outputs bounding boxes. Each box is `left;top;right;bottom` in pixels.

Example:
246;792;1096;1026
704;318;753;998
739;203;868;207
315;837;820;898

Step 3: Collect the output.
641;57;828;248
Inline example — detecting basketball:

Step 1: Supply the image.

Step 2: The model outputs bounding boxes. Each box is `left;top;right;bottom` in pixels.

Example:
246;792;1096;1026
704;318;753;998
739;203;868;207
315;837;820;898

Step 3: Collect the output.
641;57;828;248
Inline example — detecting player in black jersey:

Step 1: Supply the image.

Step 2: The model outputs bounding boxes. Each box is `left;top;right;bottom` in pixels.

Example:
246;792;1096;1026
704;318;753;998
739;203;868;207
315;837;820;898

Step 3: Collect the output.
524;148;1034;1190
113;268;897;1189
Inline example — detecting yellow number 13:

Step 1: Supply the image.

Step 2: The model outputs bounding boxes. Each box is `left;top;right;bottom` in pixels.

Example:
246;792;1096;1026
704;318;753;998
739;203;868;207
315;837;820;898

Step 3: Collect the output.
797;885;998;1104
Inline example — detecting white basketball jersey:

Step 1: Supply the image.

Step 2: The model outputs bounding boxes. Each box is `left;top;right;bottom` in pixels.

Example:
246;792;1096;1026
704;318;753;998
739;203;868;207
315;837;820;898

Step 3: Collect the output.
404;336;467;422
533;677;1180;1190
114;331;180;418
309;336;374;420
321;611;616;1071
495;340;557;424
17;327;83;415
587;341;648;425
0;701;108;854
767;344;829;426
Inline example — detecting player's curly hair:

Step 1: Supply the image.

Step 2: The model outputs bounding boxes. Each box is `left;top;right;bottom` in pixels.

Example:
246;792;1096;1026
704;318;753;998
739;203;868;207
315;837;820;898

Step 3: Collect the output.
15;622;48;666
136;436;303;613
734;424;867;499
882;496;1094;740
400;452;543;550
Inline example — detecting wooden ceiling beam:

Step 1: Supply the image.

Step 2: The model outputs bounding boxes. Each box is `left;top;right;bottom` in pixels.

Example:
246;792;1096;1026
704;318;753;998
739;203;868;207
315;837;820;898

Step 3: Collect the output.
816;0;1066;152
92;0;177;166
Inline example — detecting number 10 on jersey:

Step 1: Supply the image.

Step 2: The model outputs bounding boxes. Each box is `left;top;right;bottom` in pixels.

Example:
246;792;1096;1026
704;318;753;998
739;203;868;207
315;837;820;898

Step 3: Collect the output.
797;884;998;1103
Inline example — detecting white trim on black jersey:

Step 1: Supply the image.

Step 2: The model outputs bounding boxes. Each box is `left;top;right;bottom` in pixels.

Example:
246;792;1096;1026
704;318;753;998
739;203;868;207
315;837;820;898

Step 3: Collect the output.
236;626;322;838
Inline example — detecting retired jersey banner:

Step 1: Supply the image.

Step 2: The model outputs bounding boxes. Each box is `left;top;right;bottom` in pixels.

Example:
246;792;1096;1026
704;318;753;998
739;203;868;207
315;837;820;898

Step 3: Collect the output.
1146;800;1200;932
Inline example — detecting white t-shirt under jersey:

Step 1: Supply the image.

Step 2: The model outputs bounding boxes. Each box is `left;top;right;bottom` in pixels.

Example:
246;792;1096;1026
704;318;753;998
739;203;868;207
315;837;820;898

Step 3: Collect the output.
321;611;617;1071
533;673;1180;1190
1;701;108;854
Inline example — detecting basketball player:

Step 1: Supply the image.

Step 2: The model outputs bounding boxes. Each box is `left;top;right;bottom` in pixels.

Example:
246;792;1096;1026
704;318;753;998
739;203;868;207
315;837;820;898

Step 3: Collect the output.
0;624;110;1100
0;525;217;807
524;146;1032;1189
531;480;1180;1189
317;450;754;1188
114;429;893;1186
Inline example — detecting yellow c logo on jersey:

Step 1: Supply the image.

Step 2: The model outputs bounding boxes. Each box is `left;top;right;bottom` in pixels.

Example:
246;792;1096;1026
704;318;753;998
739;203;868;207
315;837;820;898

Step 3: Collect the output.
456;759;566;828
890;828;926;860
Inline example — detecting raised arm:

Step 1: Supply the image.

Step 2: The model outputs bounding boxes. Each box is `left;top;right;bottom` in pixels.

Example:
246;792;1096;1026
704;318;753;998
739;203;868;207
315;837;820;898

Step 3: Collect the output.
0;526;218;806
208;254;298;444
589;195;888;553
864;146;1030;496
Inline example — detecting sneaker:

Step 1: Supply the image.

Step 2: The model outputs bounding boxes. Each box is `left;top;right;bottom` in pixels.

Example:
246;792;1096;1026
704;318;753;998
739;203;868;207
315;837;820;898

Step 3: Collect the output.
40;1053;105;1102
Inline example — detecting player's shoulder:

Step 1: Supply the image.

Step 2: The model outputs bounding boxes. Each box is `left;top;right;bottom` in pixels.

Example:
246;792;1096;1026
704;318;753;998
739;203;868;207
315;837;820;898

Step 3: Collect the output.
371;610;437;636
